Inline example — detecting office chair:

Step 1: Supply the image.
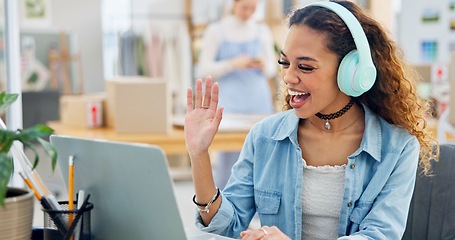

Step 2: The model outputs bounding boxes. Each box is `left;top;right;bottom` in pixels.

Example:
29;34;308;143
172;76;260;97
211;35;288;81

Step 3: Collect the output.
402;144;455;240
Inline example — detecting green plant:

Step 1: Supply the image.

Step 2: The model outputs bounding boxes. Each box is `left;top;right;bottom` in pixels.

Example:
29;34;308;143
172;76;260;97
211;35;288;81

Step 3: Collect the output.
0;92;57;206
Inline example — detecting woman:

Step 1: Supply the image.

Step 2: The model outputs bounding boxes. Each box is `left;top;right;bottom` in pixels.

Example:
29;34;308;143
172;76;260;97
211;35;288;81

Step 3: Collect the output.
197;0;277;190
185;1;437;239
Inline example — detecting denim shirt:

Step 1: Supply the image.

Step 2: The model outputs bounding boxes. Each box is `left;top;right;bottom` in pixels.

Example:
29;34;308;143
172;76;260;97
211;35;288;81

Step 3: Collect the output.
196;104;420;240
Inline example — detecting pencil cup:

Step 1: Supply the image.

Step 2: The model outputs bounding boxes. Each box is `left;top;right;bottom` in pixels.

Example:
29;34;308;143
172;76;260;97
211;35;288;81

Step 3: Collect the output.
42;201;94;240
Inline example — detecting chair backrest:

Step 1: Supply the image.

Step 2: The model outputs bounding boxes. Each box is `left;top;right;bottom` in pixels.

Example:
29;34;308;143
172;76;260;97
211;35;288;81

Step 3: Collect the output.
403;144;455;240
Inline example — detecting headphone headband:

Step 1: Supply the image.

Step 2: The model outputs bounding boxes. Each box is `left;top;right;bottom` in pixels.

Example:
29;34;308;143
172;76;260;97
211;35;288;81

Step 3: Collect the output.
306;1;377;97
308;1;373;66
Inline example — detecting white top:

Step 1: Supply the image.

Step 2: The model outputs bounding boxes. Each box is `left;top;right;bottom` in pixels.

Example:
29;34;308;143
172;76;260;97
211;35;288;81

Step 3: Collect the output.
197;15;276;79
301;160;346;240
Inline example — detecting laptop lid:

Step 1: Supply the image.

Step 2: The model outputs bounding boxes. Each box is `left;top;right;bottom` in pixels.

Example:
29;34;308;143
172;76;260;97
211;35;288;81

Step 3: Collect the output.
50;135;188;240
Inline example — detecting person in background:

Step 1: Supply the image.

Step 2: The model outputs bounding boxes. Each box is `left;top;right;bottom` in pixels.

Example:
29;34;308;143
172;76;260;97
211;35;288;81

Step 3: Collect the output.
185;0;438;239
197;0;277;190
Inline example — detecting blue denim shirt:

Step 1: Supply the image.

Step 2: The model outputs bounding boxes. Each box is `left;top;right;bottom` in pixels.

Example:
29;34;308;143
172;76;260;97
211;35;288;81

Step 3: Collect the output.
196;104;419;240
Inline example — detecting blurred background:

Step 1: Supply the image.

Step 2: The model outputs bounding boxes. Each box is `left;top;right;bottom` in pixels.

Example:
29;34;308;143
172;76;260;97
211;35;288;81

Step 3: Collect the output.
2;0;455;230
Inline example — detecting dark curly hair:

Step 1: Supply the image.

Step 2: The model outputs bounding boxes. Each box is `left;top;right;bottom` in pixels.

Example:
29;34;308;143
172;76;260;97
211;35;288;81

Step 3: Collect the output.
282;0;438;175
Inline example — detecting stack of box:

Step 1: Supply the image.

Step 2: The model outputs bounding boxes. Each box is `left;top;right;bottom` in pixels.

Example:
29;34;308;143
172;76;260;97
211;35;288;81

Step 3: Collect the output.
60;93;106;128
105;77;171;134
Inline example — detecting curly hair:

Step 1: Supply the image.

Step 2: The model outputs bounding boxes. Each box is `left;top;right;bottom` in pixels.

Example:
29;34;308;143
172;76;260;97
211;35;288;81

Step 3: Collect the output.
283;0;438;175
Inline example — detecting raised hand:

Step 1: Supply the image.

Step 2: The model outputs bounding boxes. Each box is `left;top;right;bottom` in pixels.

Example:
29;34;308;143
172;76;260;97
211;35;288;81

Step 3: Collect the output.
184;76;224;157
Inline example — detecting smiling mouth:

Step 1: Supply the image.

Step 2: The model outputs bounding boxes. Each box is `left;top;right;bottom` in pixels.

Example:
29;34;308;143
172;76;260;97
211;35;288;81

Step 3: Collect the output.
288;89;310;104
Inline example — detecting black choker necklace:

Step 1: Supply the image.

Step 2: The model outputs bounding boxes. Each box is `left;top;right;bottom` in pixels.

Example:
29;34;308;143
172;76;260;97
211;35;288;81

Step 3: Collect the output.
315;99;355;131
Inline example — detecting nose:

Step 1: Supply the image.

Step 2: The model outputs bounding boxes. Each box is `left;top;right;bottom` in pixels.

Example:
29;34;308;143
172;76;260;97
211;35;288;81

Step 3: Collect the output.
282;67;300;85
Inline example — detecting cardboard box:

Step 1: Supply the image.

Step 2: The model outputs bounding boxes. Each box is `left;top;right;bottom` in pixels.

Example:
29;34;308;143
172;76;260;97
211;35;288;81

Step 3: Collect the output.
412;64;432;82
106;77;171;134
60;93;106;128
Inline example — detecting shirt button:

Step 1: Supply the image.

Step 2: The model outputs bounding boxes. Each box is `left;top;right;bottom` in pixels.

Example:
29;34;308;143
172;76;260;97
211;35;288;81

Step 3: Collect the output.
350;164;356;169
347;202;352;207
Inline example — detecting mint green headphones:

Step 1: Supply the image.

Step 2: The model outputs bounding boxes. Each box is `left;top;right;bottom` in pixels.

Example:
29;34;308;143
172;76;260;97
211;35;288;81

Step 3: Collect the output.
308;1;377;97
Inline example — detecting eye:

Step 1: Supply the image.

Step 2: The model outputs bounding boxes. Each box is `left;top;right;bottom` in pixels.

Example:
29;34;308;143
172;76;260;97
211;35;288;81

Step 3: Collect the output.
298;65;316;73
277;60;290;69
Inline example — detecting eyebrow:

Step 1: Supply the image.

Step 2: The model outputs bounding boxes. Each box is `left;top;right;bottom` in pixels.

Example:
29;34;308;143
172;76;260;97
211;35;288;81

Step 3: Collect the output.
280;50;318;62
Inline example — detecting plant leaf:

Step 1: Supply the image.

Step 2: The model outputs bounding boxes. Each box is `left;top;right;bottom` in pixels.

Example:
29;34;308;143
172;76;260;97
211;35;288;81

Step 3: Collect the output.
0;93;18;114
0;153;13;207
38;138;57;171
17;124;54;142
22;141;40;169
0;130;16;153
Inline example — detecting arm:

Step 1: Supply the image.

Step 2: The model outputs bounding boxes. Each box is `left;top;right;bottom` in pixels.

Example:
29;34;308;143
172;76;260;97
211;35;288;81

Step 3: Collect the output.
197;21;258;80
197;24;234;79
185;77;224;226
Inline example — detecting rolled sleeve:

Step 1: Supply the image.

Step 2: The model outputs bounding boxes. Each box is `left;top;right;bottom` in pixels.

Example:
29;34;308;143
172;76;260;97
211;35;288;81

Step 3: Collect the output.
195;193;236;235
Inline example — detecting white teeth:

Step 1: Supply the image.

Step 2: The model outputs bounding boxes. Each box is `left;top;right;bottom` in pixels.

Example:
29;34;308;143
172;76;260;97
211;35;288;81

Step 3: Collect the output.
288;89;308;96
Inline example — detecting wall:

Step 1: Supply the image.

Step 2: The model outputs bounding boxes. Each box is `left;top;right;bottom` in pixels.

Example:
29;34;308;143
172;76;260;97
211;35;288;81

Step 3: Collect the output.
50;0;104;93
398;0;452;64
370;0;393;36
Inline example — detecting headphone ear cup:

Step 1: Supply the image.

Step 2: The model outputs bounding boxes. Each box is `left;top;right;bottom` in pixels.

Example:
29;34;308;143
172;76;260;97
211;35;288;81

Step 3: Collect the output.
337;50;360;96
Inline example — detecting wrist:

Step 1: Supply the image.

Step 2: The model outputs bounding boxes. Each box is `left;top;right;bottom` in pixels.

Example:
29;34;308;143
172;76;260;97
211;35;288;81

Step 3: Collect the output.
225;60;236;72
188;149;210;160
193;187;220;214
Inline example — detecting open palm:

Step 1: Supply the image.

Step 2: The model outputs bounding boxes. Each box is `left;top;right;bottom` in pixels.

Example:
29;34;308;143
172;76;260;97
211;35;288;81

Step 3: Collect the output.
184;77;223;157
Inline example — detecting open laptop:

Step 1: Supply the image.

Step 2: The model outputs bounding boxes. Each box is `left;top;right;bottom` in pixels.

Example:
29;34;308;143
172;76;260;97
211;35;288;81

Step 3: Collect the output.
50;135;236;240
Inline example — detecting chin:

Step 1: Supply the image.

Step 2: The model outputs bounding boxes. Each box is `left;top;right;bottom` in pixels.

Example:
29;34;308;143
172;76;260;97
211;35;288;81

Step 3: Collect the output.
292;108;312;119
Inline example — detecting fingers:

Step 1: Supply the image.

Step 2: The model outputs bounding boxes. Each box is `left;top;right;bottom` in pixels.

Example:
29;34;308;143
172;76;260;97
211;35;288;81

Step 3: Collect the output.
195;78;203;109
202;76;212;109
210;81;219;111
212;107;223;130
240;227;267;240
186;87;193;113
240;226;290;240
189;77;219;111
187;76;219;113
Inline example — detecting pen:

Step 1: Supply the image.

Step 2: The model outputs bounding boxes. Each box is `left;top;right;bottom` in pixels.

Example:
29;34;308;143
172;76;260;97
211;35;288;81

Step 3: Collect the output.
19;172;41;201
10;141;51;197
68;155;75;239
41;196;68;236
74;190;85;240
67;193;91;240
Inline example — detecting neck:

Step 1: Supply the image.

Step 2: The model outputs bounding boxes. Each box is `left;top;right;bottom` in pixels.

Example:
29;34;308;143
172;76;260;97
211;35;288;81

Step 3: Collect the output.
308;102;363;132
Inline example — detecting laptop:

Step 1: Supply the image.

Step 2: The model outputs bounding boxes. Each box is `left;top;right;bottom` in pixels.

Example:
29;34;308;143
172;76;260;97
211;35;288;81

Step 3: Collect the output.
50;135;236;240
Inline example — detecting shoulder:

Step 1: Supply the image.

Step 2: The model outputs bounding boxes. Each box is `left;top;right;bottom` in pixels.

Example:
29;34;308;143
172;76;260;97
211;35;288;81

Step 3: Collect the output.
256;22;273;36
378;115;417;147
363;104;419;156
204;20;224;35
257;22;272;31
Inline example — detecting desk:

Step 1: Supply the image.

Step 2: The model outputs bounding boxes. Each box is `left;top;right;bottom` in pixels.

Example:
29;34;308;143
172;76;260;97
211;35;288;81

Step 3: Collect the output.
47;121;249;155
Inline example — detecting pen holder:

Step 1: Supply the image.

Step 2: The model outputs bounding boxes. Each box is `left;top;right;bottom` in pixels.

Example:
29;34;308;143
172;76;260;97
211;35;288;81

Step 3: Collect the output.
42;201;94;240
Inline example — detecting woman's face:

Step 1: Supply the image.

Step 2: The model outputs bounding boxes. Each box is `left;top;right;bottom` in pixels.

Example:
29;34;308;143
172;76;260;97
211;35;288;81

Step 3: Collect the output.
280;24;348;119
232;0;258;21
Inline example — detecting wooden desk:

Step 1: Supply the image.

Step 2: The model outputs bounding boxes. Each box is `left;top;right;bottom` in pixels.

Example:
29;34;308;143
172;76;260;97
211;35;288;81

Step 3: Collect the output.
47;121;249;155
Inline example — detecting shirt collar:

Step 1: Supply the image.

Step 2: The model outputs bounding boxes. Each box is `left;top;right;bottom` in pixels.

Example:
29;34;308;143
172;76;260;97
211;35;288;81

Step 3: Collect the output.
270;104;383;162
359;104;382;161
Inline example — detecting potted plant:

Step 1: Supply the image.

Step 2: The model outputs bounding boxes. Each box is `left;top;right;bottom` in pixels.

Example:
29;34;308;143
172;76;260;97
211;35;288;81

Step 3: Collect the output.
0;92;57;240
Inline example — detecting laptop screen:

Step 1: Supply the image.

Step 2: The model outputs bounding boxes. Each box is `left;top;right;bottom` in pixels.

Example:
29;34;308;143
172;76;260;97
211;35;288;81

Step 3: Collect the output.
50;135;187;239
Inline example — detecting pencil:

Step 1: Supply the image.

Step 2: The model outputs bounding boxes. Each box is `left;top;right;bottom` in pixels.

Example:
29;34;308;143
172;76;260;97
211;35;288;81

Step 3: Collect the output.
68;155;75;239
19;172;41;201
